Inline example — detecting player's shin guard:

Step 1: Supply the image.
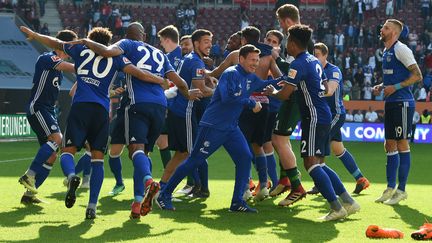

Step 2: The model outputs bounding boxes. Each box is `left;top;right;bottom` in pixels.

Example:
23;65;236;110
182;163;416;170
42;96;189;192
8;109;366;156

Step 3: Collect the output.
198;160;209;190
35;162;52;188
109;155;124;186
89;160;104;207
337;149;363;180
29;141;57;175
398;151;411;191
75;151;91;174
60;152;75;178
308;165;338;204
321;164;347;195
266;152;278;188
255;155;268;188
386;151;399;189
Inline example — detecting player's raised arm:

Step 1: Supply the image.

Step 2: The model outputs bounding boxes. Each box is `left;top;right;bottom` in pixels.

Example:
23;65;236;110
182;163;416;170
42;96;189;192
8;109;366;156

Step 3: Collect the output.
208;51;238;78
122;64;167;85
75;38;123;57
55;62;75;73
20;26;64;50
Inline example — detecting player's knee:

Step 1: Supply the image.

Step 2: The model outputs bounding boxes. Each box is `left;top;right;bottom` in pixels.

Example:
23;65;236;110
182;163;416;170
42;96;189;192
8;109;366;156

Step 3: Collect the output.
384;140;397;153
109;145;124;157
397;140;410;152
61;146;77;155
331;142;344;156
48;133;62;149
91;150;104;160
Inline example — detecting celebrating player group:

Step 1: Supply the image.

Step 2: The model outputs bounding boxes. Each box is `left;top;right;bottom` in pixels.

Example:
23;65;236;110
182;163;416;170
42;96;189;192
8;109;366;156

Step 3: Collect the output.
17;3;422;222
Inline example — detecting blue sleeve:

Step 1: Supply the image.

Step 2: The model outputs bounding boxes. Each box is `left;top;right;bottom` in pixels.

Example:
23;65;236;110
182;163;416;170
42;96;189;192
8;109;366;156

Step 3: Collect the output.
285;61;302;86
117;39;130;55
63;43;80;61
219;71;255;108
38;54;63;70
251;74;286;92
191;59;205;80
114;55;132;71
163;54;175;75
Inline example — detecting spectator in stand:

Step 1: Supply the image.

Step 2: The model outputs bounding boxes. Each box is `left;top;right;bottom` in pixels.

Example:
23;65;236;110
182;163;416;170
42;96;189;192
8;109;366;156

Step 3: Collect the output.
240;13;249;30
416;83;427;101
358;24;365;47
335;29;345;54
368;51;376;70
421;109;431;124
343;79;353;98
38;0;45;17
354;0;366;24
354;67;365;86
176;3;185;27
181;19;190;35
363;83;373;100
352;81;362;100
40;23;49;36
364;67;373;85
412;110;420;142
185;3;195;21
346;110;354;122
408;29;419;53
386;0;394;16
346;21;356;46
421;0;430;19
121;11;130;35
375;47;383;70
148;20;157;45
354;110;364;122
114;15;122;36
365;106;378;122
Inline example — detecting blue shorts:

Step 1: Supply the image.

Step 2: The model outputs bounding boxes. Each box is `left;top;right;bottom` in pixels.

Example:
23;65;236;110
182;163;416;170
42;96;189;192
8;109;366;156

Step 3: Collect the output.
264;111;278;143
329;113;346;142
110;107;126;145
167;110;197;153
125;102;166;152
300;120;330;158
239;104;269;146
385;101;414;140
27;109;60;145
63;102;109;152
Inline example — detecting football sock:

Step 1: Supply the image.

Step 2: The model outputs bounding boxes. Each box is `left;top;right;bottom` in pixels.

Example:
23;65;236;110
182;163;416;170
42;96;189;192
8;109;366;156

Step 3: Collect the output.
308;165;338;204
286;167;301;190
28;141;57;175
386;151;399;189
398;150;411;191
60;152;75;178
266;152;278;188
35;162;52;188
89;160;104;206
75;151;91;174
109;155;124;186
337;149;363;180
159;147;171;168
255;155;268;189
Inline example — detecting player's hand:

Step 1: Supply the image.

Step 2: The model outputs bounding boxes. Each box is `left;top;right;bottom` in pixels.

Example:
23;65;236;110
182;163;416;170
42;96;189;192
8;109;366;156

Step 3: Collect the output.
20;26;36;41
253;101;262;113
188;88;203;101
272;46;281;60
203;57;214;67
384;85;396;97
161;79;170;90
372;84;384;96
113;87;124;95
66;38;87;46
263;85;276;96
205;75;218;89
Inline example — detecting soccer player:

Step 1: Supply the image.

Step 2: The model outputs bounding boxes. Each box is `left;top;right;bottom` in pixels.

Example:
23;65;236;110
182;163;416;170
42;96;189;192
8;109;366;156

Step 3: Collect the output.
262;30;285;193
373;19;422;205
223;31;241;58
20;26;167;219
268;4;307;206
18;29;77;204
157;44;282;212
180;35;193;56
163;29;215;199
265;25;359;221
311;42;370;194
75;22;201;219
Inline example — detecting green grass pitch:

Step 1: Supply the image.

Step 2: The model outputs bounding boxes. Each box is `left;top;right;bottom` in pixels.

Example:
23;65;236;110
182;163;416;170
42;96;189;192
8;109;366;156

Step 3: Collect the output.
0;140;430;242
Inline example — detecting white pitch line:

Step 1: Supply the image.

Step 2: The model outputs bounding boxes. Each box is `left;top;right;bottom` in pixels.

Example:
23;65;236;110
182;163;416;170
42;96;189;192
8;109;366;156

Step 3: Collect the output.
0;157;33;163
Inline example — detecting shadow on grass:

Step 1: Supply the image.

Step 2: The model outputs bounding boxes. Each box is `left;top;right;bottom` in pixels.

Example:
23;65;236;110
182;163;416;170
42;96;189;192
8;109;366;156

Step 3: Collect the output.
97;196;133;216
0;205;45;228
392;204;432;230
153;199;341;242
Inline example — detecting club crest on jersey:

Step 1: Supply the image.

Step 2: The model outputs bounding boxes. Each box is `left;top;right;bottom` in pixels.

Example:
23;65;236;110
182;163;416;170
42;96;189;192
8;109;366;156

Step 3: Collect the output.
386;56;392;62
288;69;297;79
123;57;131;64
196;68;205;77
51;55;61;62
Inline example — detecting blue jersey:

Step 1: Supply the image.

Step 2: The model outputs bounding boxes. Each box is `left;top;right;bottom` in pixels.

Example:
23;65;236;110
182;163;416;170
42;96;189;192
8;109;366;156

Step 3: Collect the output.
167;46;183;71
28;51;63;114
117;39;175;106
64;44;130;111
285;52;331;124
169;52;206;118
200;65;277;131
382;41;416;105
323;62;346;115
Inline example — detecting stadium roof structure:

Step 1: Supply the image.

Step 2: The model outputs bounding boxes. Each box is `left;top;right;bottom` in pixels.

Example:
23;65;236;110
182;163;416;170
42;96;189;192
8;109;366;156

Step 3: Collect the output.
0;14;74;90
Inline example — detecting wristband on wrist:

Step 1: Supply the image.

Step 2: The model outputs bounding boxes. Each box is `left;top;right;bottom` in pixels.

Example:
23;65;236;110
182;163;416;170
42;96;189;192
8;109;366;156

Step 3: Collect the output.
394;83;403;90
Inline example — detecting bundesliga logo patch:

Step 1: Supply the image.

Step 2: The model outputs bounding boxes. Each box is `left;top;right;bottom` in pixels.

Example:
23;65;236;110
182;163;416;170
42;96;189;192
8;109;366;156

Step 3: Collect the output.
51;55;61;62
333;72;339;79
196;68;204;77
288;69;297;79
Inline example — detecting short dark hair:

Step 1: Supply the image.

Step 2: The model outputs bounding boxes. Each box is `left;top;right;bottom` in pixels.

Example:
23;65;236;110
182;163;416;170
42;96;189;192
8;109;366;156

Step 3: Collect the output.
87;27;113;46
239;44;260;59
241;26;260;44
314;42;329;55
276;4;300;23
56;30;77;42
158;25;179;43
180;35;191;42
191;29;212;46
288;24;312;50
266;30;284;44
